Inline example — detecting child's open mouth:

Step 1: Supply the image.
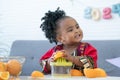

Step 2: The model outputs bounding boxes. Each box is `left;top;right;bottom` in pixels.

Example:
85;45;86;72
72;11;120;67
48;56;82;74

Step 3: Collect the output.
75;34;81;39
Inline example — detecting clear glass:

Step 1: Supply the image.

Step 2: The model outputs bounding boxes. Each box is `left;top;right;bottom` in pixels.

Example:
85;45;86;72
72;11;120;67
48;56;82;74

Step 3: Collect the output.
0;56;26;79
50;58;72;77
51;65;72;77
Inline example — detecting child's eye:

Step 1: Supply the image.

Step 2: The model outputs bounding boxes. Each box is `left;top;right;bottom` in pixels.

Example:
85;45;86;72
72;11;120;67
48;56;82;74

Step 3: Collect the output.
68;29;73;32
76;25;79;29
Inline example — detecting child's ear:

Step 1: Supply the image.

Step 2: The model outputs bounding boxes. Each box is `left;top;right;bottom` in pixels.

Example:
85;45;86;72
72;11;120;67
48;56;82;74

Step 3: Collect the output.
56;35;62;43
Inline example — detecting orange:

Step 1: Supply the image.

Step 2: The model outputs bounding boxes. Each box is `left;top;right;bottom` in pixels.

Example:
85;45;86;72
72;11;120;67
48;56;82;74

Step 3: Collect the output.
70;69;83;76
95;68;107;77
0;71;10;80
84;68;97;78
0;62;7;72
7;59;22;76
84;68;107;78
3;63;8;71
54;51;63;60
31;71;44;77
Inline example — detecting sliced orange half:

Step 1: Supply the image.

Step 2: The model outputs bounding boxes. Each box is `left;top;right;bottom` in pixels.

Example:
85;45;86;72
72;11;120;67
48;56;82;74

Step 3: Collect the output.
70;69;83;76
95;68;107;77
31;70;44;77
0;71;10;80
0;62;7;72
54;51;63;60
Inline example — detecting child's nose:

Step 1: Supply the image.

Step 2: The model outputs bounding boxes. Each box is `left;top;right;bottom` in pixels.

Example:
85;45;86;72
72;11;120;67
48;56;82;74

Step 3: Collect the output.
74;28;79;33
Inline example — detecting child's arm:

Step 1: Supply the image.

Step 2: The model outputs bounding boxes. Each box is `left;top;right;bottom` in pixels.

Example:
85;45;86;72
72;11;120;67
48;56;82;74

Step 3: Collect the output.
83;43;98;68
62;52;83;67
71;56;94;68
69;56;84;67
63;54;95;69
63;43;97;69
40;48;55;74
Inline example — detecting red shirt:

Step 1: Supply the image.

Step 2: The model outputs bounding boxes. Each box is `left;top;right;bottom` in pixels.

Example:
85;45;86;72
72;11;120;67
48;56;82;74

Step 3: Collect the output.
40;42;98;73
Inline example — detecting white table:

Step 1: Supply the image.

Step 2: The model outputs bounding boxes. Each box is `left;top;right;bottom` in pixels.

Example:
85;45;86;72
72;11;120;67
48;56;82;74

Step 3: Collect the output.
19;75;120;80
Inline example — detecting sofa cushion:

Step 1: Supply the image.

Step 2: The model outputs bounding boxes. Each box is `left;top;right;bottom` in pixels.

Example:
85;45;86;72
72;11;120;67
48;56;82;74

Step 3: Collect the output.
10;40;55;76
86;40;120;76
10;40;120;76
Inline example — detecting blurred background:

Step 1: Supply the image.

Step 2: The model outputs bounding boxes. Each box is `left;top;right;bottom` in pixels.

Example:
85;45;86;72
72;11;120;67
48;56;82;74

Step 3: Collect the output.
0;0;120;56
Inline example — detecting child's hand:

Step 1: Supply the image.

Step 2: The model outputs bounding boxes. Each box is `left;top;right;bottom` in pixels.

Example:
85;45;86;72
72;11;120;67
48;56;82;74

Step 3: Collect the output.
47;52;56;64
53;50;73;61
53;50;65;60
48;50;72;62
47;50;64;63
62;50;73;61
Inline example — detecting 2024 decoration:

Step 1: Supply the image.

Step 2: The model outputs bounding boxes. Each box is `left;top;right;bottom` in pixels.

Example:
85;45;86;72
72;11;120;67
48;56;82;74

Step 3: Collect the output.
84;3;120;21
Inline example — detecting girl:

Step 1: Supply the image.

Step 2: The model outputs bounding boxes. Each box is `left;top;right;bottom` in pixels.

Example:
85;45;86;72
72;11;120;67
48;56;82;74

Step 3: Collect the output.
40;8;97;74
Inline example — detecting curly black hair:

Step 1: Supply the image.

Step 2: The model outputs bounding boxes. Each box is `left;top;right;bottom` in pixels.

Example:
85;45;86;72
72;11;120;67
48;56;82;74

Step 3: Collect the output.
40;8;66;44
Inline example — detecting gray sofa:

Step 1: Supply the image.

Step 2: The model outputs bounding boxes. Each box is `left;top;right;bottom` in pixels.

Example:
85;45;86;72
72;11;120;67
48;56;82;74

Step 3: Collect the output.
10;40;120;76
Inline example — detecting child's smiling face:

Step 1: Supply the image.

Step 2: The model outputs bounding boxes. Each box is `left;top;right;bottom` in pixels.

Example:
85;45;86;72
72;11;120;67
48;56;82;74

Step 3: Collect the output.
56;17;83;45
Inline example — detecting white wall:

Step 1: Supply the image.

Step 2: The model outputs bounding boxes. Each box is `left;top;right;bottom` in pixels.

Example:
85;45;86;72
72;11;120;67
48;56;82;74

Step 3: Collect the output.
0;0;120;56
